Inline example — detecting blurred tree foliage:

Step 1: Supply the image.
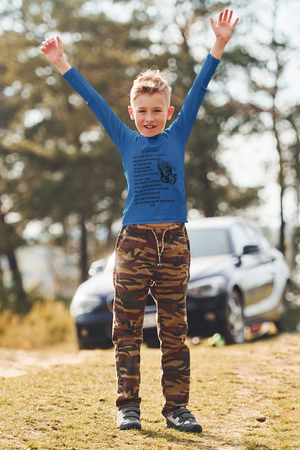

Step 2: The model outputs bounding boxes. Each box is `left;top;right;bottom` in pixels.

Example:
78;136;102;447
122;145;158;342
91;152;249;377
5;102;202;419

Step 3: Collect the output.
0;0;260;309
210;0;300;255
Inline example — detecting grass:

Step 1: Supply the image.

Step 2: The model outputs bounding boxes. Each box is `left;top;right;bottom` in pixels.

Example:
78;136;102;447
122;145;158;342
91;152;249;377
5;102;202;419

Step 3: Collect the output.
0;332;300;449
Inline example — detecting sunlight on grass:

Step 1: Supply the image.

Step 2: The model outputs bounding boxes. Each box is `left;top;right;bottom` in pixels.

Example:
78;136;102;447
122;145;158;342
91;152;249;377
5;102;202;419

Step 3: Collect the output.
0;333;299;448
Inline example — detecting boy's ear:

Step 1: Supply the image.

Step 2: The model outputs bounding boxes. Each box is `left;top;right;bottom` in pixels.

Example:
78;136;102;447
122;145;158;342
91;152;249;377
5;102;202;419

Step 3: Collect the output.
128;106;135;120
167;106;175;120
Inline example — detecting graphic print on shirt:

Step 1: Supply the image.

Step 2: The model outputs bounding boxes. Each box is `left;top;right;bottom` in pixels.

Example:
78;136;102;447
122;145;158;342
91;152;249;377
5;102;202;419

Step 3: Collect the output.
157;158;177;185
133;150;177;207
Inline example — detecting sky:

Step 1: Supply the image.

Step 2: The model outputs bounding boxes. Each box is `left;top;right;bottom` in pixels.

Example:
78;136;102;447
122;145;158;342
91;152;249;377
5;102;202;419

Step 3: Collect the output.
219;133;294;229
215;0;300;228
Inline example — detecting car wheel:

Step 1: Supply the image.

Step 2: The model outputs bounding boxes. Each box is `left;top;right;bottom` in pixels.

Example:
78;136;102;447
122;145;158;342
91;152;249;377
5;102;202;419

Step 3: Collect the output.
144;337;160;348
223;290;245;345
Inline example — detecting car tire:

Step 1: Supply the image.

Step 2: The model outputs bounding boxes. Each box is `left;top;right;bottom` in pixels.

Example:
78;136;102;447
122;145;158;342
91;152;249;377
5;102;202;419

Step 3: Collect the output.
223;290;245;345
144;337;160;348
274;282;292;332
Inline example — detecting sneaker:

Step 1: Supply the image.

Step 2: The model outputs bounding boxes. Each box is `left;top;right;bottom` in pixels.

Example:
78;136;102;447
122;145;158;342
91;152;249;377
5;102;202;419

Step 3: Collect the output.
117;406;141;430
166;407;202;433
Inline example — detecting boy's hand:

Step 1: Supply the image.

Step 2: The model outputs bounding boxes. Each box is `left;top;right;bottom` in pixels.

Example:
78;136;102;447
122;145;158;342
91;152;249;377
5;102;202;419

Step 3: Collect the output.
209;9;239;60
41;36;71;74
41;36;63;64
209;9;239;43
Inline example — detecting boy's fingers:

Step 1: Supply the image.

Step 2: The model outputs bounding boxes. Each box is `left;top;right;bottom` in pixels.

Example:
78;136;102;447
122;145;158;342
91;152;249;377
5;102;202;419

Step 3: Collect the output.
209;17;218;33
228;10;233;23
42;37;60;48
56;35;63;48
217;11;223;24
223;9;228;22
231;18;239;29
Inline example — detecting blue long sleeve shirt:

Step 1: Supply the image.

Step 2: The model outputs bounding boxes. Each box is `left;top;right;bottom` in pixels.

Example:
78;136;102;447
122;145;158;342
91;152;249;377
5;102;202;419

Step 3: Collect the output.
63;53;219;226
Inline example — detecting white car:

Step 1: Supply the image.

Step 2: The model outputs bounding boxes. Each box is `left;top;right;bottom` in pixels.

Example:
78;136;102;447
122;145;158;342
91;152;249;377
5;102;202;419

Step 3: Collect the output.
71;217;291;348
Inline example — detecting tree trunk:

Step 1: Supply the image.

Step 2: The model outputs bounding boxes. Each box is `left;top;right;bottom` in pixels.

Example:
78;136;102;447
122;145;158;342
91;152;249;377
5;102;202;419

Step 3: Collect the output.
0;207;27;309
274;125;286;255
80;214;88;283
272;109;286;254
270;2;285;255
279;184;285;255
6;250;27;310
0;260;5;306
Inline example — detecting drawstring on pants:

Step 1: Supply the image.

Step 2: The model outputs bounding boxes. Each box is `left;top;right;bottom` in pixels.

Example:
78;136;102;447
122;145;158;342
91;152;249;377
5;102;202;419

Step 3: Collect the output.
152;229;167;266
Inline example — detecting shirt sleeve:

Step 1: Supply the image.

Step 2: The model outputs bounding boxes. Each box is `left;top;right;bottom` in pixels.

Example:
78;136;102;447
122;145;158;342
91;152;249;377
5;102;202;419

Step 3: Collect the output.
62;66;134;152
169;53;220;145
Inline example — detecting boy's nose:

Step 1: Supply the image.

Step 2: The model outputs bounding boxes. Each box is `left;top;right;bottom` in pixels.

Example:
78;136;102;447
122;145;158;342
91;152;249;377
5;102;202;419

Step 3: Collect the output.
144;111;154;120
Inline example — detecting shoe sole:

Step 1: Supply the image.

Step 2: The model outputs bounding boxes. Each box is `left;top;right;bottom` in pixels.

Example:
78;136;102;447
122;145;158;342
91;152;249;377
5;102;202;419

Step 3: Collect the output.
118;422;141;431
166;421;202;433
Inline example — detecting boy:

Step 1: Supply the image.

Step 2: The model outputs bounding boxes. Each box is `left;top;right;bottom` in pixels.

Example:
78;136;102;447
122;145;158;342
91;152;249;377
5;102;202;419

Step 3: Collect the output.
41;9;238;433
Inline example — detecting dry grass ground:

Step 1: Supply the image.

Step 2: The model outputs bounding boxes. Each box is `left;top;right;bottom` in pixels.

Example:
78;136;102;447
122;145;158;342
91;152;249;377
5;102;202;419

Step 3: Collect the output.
0;332;299;450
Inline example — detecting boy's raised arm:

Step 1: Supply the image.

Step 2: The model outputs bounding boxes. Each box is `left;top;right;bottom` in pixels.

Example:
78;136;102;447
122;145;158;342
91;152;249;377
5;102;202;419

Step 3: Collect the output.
41;36;71;75
209;9;239;60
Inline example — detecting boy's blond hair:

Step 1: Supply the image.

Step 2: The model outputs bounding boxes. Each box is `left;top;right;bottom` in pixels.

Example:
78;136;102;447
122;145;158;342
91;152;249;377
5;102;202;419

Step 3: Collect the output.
130;69;172;105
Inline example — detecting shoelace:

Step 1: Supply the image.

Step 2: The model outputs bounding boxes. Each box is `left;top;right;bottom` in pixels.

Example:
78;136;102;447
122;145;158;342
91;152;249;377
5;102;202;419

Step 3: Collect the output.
152;229;167;266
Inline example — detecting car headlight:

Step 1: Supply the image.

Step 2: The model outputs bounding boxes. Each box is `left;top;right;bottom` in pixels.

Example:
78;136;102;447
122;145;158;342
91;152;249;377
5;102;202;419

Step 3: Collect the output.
188;276;227;298
70;294;103;316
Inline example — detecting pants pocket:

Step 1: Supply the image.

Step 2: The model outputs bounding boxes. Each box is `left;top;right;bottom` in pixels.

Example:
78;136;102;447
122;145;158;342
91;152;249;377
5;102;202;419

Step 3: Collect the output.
115;228;127;251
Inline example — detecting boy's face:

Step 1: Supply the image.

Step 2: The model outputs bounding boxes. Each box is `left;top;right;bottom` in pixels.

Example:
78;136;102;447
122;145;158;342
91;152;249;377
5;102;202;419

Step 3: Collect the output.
128;93;174;137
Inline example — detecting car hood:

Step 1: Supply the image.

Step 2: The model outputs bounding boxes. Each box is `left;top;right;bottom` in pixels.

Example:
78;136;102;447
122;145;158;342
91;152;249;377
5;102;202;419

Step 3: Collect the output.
73;254;232;298
189;254;232;281
75;271;114;297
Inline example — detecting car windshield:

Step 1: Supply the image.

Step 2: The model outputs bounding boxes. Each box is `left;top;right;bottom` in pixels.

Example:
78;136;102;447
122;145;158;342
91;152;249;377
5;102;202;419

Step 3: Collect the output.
188;228;231;258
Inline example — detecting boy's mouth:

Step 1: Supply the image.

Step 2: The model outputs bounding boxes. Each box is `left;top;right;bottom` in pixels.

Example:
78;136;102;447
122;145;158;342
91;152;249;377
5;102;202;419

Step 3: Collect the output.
144;125;156;129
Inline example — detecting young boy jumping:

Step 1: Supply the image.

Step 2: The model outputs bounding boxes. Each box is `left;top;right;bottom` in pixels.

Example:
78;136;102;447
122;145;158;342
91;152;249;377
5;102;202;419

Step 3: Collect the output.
41;9;238;433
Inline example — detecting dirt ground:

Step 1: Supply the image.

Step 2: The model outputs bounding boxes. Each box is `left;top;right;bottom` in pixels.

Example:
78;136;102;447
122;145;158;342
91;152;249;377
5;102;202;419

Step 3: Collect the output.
0;344;97;378
0;329;299;379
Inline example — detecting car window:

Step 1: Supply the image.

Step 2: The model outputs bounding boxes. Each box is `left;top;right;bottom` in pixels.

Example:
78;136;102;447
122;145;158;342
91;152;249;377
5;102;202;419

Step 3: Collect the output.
188;229;231;258
243;224;270;251
230;224;251;255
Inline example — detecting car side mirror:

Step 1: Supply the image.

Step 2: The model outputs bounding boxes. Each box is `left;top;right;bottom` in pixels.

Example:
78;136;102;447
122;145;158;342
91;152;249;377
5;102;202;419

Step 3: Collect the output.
243;244;260;255
88;259;107;276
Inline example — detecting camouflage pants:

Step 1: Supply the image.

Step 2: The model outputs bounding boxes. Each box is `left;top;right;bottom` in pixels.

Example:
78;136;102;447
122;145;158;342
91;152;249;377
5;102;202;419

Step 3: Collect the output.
112;222;190;417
